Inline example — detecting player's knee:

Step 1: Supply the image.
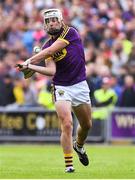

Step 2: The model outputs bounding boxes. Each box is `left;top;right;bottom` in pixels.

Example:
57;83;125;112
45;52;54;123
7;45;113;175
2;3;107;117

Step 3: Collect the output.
83;120;92;131
62;121;73;133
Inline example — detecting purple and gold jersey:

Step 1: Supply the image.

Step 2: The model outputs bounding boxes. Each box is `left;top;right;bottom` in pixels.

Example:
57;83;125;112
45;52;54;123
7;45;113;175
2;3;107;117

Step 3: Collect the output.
42;25;86;86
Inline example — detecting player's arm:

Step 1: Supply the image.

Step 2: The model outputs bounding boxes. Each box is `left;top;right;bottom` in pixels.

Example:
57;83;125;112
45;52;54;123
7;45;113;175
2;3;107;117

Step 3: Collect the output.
27;58;56;76
23;39;68;66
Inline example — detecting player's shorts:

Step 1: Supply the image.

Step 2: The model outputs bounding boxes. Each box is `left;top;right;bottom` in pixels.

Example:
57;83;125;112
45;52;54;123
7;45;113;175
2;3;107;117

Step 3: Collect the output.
53;80;91;106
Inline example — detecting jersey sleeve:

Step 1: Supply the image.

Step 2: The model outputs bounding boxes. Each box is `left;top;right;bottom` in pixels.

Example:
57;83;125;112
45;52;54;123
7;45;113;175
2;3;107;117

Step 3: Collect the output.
58;26;80;45
41;39;52;61
42;39;50;50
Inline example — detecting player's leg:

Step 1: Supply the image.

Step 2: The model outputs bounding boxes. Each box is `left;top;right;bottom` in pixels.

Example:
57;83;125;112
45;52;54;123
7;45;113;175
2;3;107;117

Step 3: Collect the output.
55;100;75;172
72;103;92;166
73;103;92;145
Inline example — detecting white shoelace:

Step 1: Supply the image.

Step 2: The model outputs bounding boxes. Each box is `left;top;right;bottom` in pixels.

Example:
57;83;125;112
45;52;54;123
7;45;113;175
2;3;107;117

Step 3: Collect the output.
76;144;85;154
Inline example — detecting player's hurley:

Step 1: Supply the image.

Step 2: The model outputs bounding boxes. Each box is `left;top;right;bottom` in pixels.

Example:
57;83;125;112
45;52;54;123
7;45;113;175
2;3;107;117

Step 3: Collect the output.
15;46;41;79
22;46;41;66
15;64;35;79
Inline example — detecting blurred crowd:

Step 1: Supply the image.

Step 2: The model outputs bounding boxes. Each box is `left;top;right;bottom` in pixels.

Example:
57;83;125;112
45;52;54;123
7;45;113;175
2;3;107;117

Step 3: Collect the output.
0;0;135;109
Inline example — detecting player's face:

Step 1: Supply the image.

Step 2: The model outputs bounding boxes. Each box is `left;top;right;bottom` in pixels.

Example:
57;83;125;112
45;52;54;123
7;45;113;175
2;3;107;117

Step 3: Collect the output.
44;17;62;35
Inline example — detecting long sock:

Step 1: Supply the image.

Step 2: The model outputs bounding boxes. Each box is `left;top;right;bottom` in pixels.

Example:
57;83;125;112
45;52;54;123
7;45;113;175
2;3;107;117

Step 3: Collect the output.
64;153;73;168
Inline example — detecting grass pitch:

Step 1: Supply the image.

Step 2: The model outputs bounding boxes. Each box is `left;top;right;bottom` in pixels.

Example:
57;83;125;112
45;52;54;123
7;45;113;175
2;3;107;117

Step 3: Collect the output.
0;144;135;179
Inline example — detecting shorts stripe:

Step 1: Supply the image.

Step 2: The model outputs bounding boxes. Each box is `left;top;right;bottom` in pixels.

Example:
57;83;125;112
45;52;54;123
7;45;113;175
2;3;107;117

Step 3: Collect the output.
51;84;56;102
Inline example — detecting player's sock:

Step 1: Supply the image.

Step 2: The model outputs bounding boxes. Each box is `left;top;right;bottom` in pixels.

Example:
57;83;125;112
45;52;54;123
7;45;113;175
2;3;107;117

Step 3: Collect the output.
64;153;74;172
76;141;85;154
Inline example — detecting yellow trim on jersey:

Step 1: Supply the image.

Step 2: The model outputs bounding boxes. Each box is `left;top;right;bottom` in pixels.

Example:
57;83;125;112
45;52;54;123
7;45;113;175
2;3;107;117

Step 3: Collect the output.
46;57;52;61
58;37;69;44
59;25;67;38
63;27;70;38
59;25;70;39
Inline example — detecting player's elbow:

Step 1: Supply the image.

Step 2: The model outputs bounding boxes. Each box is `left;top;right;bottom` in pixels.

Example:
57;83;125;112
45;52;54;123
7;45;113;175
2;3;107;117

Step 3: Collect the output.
48;66;56;76
49;70;56;76
46;48;56;56
52;66;56;75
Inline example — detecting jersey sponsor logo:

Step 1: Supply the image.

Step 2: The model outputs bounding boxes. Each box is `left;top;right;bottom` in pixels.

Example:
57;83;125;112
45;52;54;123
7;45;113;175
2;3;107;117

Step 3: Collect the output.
53;48;67;62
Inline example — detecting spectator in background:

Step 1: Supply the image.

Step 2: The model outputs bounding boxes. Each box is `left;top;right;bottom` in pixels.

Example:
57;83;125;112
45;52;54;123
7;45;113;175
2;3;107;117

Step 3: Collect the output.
13;77;38;106
33;22;46;44
92;77;117;121
110;39;128;76
7;19;24;50
22;24;35;54
13;77;25;105
86;64;111;100
22;79;38;106
0;74;16;106
110;74;123;105
38;79;55;110
127;44;135;78
0;61;7;78
119;74;135;107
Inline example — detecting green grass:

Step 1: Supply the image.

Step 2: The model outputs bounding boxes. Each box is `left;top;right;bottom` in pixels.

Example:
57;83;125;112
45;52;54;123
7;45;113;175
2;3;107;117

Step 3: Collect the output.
0;144;135;179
